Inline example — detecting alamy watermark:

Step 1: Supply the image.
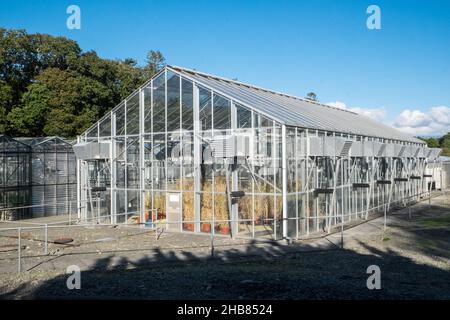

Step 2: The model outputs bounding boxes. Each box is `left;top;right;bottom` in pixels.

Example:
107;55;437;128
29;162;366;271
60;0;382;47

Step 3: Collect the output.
367;5;381;30
366;265;381;290
66;5;81;30
66;265;81;290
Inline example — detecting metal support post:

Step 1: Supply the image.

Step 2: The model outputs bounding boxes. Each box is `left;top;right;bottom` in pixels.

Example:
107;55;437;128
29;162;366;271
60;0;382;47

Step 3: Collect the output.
44;224;48;255
408;197;411;219
210;231;214;257
18;227;21;273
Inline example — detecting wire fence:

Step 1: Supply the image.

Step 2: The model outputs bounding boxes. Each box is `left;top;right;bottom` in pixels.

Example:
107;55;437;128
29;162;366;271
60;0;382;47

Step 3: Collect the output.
0;188;447;273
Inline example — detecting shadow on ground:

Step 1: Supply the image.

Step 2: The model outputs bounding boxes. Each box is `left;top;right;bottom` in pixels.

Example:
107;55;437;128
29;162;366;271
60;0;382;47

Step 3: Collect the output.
1;197;450;300
2;238;449;300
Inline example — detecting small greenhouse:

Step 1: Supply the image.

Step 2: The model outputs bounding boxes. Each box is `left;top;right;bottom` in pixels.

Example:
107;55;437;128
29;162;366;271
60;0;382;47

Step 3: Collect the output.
0;135;31;220
0;136;77;220
75;66;442;239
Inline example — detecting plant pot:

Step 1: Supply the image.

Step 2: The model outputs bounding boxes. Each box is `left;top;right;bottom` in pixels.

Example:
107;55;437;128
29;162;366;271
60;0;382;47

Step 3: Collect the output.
219;225;230;235
183;223;194;232
201;223;211;233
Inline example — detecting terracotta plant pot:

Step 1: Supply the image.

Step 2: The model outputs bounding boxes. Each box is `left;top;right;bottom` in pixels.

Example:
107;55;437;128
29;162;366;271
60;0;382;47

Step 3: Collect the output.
201;223;211;233
183;223;194;232
219;225;230;235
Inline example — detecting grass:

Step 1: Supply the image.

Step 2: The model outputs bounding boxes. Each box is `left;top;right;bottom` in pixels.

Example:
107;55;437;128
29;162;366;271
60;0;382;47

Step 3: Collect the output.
418;216;450;228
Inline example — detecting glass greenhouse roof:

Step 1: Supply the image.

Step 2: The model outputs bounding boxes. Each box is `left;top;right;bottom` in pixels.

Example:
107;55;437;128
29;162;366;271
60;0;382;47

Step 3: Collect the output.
15;136;73;152
168;66;423;144
0;135;31;153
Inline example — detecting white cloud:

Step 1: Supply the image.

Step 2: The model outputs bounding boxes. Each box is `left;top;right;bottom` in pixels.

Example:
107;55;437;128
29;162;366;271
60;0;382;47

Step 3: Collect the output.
326;101;387;122
393;110;432;128
327;101;450;137
430;106;450;125
392;106;450;136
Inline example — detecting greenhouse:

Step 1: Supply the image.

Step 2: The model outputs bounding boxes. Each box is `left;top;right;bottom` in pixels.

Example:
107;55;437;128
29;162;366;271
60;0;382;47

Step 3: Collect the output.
0;135;31;220
0;136;77;220
75;66;442;240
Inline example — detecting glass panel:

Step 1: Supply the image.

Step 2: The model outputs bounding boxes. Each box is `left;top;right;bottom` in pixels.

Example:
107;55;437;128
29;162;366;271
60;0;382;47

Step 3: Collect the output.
254;113;273;128
182;192;195;231
254;195;274;236
127;190;140;218
200;163;213;232
115;103;125;136
126;137;140;189
151;192;166;221
143;83;152;133
153;73;166;133
236;104;252;128
99;113;111;137
166;132;181;190
181;79;194;130
182;132;194;191
152;134;166;190
115;137;126;188
167;72;180;132
199;87;212;131
86;125;98;139
213;93;231;130
126;91;140;135
116;190;126;223
143;135;152;189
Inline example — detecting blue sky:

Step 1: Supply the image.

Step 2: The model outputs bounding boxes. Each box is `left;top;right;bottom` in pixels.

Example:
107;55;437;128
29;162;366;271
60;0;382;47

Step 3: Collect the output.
1;0;449;136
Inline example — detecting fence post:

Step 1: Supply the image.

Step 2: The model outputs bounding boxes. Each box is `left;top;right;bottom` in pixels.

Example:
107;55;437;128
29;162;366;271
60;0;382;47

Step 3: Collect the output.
18;227;21;273
408;197;411;219
211;224;215;257
384;203;387;231
44;224;48;255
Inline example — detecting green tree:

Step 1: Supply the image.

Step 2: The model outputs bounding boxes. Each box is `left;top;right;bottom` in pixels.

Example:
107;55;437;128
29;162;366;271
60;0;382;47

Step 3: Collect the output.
9;67;110;136
0;28;81;107
143;50;165;79
306;92;318;101
439;132;450;149
1;28;165;138
439;132;450;156
420;137;440;148
0;80;13;133
7;82;51;136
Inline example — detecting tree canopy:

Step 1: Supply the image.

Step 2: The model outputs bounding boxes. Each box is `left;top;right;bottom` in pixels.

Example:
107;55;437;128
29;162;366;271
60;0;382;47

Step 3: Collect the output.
0;28;165;138
306;92;318;102
420;133;450;156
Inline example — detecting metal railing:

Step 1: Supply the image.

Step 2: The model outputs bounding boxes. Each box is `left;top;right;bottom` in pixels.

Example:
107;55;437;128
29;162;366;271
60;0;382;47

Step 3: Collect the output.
1;189;446;273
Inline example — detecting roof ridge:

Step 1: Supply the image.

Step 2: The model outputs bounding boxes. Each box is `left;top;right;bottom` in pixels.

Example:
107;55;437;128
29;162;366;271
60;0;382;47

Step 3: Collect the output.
167;65;358;115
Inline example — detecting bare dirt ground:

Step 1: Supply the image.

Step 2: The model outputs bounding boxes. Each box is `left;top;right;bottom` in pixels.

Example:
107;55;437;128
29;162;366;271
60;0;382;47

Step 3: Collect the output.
0;192;449;300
